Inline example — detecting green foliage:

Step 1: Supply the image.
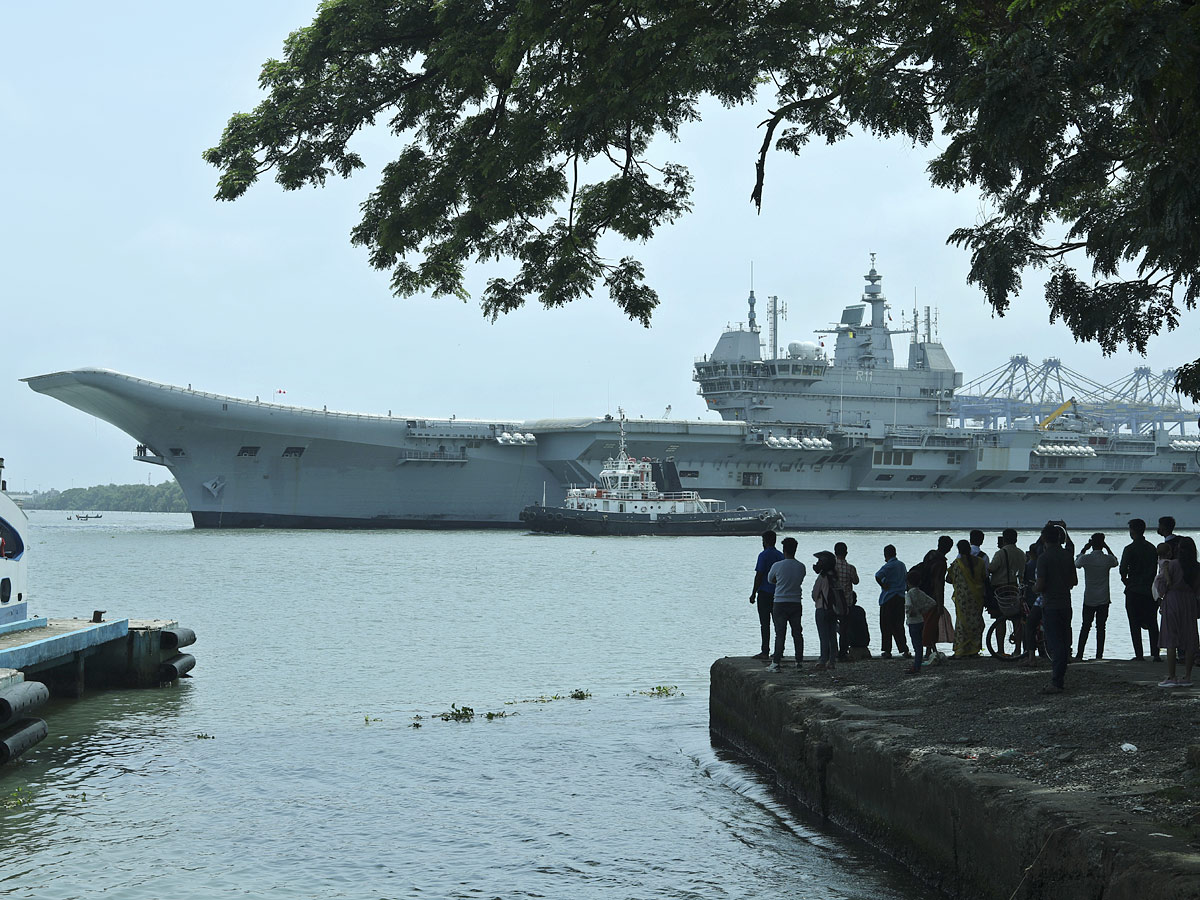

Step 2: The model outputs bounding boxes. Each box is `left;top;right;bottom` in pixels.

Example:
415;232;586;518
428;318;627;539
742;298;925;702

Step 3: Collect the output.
436;703;475;722
507;688;592;704
206;0;1200;397
2;786;31;808
25;481;188;513
427;703;512;722
636;685;681;697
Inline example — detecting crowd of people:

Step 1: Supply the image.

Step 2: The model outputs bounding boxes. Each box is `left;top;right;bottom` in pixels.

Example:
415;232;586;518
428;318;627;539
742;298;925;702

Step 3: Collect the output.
747;516;1200;691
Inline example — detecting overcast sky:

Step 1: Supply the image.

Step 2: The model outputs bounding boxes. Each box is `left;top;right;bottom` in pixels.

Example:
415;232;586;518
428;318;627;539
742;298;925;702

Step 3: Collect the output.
3;3;1194;493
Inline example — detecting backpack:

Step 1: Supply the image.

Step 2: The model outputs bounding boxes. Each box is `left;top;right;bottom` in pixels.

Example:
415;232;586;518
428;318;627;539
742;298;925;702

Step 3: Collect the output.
831;582;855;616
847;605;871;648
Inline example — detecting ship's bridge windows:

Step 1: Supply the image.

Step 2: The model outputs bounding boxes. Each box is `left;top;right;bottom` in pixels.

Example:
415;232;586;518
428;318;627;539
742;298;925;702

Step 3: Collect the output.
946;452;964;465
873;451;914;466
237;446;260;458
169;448;186;457
282;447;306;458
1173;462;1187;473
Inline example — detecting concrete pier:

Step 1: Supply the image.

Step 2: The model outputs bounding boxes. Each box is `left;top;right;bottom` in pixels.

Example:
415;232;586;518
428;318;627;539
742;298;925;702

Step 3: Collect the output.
0;617;196;765
0;617;194;695
710;657;1200;900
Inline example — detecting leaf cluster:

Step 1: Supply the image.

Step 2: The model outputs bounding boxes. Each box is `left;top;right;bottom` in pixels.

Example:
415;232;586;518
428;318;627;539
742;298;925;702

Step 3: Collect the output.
206;1;1200;396
205;0;778;325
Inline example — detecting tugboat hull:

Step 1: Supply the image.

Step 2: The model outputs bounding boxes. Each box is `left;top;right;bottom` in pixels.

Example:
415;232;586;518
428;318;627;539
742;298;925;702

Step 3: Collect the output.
520;506;785;536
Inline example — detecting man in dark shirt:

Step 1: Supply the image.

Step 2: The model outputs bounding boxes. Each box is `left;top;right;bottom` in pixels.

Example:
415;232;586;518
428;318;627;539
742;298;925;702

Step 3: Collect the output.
1120;517;1161;661
1035;522;1077;693
919;536;953;659
749;531;784;659
1157;515;1180;559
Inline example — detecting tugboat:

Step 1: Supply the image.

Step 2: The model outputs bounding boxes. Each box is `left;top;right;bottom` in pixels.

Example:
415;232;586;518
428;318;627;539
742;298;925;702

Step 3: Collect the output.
521;412;785;536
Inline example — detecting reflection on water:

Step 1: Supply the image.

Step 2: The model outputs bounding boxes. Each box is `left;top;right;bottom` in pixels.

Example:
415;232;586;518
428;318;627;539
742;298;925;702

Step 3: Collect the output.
0;511;1032;898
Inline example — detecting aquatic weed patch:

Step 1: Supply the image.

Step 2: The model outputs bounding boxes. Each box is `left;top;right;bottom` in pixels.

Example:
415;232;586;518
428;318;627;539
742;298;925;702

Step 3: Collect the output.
425;704;516;723
506;688;593;704
635;685;683;697
2;786;31;808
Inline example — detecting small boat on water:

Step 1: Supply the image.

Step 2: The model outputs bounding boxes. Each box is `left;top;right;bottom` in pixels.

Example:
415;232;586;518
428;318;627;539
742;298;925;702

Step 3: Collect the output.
521;413;785;536
75;514;103;520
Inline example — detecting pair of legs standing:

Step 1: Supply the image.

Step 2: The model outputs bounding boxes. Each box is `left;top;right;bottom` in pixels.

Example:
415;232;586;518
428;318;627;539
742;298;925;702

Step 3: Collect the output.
1041;606;1072;691
814;607;837;669
1125;592;1160;660
879;596;910;656
1163;647;1196;685
755;595;774;657
1076;602;1110;659
905;623;924;674
770;602;804;669
1023;604;1044;663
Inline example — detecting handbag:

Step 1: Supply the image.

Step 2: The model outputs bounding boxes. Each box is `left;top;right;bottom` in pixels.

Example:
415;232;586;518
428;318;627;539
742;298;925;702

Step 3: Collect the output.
936;607;955;643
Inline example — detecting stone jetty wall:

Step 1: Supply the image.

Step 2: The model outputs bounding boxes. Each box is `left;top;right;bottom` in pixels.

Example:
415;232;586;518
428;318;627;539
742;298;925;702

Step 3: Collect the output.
709;657;1200;900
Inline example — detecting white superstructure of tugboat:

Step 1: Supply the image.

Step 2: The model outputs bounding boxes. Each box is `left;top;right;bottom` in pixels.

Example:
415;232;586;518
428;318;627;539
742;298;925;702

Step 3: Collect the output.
520;412;785;535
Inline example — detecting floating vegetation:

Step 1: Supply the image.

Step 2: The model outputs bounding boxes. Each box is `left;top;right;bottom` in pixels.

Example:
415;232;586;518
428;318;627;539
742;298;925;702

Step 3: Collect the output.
2;786;30;808
636;685;682;697
437;704;475;722
419;704;516;723
195;733;216;740
362;716;382;725
508;688;593;704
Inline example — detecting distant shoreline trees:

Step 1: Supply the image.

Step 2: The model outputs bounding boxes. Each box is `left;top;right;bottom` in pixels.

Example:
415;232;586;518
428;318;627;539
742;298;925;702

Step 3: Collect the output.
24;482;188;513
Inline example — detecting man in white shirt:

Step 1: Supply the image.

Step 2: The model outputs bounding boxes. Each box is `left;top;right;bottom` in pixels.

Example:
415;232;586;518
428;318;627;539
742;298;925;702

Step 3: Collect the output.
1075;531;1118;659
766;537;807;672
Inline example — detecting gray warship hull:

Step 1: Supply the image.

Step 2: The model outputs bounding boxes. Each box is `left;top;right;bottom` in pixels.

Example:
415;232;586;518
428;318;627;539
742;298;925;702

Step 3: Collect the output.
21;368;1200;531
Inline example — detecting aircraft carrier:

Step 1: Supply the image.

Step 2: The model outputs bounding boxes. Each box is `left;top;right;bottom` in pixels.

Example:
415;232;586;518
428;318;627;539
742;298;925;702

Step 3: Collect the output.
23;261;1200;529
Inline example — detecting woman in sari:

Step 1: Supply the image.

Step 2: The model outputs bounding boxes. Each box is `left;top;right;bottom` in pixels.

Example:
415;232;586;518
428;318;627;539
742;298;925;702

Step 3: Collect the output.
1154;535;1200;687
947;539;987;657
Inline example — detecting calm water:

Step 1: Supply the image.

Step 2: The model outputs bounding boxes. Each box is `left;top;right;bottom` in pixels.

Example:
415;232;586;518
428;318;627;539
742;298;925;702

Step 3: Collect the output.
1;514;1136;898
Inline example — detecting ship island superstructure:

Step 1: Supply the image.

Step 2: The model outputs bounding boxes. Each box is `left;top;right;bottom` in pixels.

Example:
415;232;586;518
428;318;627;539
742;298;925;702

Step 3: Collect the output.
23;258;1200;529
